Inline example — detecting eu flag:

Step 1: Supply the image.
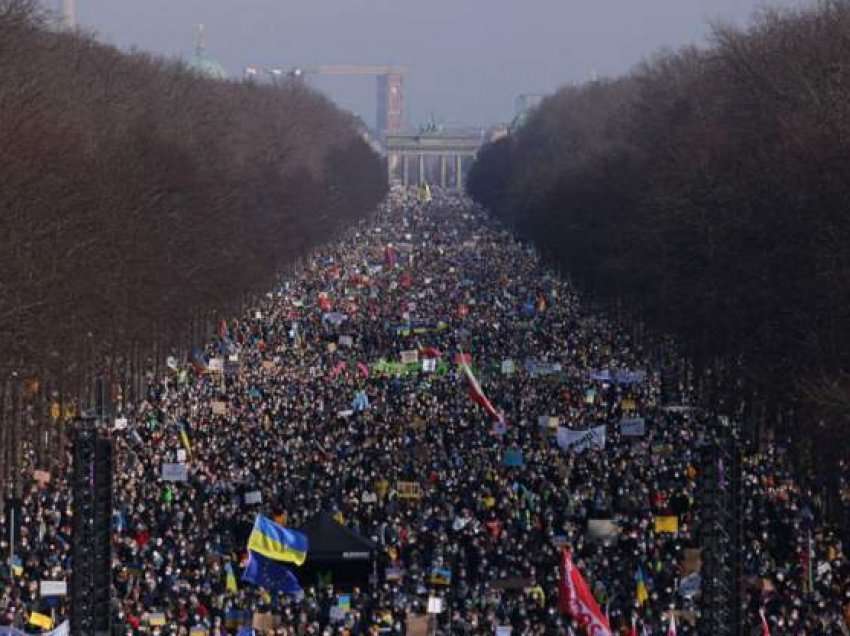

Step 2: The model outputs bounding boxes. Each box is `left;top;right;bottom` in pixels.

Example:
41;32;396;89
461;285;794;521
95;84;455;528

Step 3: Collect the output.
242;551;303;595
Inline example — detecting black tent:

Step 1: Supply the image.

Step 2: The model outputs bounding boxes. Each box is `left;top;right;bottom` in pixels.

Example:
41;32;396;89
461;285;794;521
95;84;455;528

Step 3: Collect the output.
297;512;378;590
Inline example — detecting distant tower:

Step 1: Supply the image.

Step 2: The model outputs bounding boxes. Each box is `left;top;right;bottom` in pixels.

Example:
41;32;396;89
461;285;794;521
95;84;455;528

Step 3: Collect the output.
195;23;206;57
58;0;77;29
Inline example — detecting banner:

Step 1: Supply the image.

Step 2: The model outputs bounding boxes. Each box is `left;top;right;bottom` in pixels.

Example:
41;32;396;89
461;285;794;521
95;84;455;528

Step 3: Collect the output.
161;463;188;482
556;425;606;453
558;549;611;635
619;417;646;437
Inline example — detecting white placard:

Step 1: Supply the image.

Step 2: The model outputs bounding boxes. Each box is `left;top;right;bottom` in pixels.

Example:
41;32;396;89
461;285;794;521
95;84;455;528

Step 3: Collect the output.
501;359;515;376
207;358;224;373
556;425;606;453
244;490;262;505
39;580;67;597
161;462;188;482
427;596;443;614
422;358;436;373
114;417;128;430
339;335;354;348
176;449;187;462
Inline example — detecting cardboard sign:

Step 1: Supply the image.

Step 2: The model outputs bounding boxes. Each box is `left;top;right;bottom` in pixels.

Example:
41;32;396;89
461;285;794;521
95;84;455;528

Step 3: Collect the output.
397;481;422;500
400;349;419;364
252;612;280;631
161;463;188;482
211;401;228;416
261;360;275;371
39;580;67;597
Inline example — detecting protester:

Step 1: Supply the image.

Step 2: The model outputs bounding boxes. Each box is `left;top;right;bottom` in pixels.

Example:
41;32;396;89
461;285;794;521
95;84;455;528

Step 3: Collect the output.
0;187;846;635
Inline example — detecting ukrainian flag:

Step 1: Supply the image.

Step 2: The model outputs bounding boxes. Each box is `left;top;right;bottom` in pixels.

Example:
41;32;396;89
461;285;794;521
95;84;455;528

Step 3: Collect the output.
224;561;238;593
635;565;649;606
247;515;308;566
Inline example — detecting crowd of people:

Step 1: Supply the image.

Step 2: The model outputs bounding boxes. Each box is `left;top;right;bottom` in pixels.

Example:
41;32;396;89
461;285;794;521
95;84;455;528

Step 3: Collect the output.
1;188;848;634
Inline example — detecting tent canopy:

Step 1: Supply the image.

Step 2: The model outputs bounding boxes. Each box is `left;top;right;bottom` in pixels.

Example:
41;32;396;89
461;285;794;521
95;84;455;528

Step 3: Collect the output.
299;512;377;563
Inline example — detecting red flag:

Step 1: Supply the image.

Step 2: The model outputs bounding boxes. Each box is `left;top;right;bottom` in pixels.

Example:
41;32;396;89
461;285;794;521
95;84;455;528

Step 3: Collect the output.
399;272;412;288
558;549;612;635
759;609;770;636
459;359;503;424
629;615;638;636
420;347;442;359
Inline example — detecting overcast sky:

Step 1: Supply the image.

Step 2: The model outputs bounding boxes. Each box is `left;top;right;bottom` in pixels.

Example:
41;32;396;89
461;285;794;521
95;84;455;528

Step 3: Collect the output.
71;0;804;129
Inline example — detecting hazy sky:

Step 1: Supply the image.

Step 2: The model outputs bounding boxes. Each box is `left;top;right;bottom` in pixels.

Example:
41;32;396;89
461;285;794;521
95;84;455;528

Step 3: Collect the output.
72;0;804;129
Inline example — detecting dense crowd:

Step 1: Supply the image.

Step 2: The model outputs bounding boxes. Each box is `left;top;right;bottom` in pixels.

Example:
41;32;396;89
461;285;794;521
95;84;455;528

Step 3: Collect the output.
1;188;848;635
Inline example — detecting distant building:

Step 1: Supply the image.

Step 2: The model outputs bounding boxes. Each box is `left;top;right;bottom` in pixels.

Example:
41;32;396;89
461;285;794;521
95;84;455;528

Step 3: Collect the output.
188;24;228;80
512;94;545;130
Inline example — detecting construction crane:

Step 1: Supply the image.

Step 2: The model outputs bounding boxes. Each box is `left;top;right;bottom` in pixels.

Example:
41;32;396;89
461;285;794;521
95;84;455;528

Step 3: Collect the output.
246;64;407;138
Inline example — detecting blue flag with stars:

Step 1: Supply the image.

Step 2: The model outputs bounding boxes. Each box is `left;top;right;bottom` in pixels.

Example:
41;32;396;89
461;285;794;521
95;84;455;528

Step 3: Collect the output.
242;551;303;595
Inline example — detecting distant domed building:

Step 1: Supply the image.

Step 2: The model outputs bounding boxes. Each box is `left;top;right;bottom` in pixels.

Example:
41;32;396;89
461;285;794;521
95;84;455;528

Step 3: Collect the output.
188;24;228;80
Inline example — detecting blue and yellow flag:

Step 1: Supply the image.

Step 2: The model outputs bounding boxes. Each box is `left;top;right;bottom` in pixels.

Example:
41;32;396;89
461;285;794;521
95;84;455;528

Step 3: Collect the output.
224;561;238;593
635;565;649;606
247;515;308;566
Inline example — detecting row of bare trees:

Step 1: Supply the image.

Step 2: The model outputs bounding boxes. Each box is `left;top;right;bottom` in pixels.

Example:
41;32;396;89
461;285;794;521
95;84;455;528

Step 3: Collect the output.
0;1;386;497
469;1;850;485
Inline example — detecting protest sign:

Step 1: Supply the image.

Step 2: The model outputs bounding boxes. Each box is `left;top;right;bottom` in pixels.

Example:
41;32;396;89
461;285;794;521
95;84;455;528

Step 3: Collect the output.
114;417;128;430
207;358;223;373
427;596;443;614
339;335;353;347
678;572;701;599
252;613;280;631
211;401;228;415
161;463;188;482
654;515;679;534
556;425;606;452
39;581;67;597
422;358;436;373
587;519;620;542
503;448;524;467
620;417;646;436
397;481;422;499
501;359;515;376
176;449;187;462
244;490;262;505
400;349;419;364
